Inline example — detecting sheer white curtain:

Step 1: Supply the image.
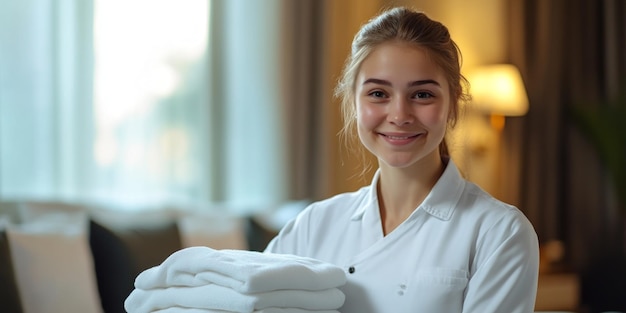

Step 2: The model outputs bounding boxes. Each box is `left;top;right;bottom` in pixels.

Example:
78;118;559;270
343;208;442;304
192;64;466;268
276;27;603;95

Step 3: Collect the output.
0;0;94;200
0;0;298;212
91;0;212;207
213;0;289;207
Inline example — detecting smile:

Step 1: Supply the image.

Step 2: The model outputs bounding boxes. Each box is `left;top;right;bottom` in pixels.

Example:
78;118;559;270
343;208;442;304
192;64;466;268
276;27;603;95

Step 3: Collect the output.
384;134;419;140
380;133;421;139
379;132;423;145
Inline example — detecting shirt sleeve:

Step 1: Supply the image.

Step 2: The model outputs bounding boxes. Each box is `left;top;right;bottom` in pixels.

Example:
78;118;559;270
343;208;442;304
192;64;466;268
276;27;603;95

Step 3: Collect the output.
263;204;313;256
462;210;540;313
263;218;297;254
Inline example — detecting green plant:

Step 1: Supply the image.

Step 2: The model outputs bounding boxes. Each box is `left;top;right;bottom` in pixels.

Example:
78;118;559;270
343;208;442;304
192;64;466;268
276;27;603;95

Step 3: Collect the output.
570;94;626;214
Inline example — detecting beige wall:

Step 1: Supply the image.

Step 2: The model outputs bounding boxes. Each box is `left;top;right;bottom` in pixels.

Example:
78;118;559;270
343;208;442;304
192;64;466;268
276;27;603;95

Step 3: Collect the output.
413;0;508;67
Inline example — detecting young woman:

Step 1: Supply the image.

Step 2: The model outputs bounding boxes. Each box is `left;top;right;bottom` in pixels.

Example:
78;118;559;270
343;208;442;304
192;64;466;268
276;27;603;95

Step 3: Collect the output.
264;7;539;313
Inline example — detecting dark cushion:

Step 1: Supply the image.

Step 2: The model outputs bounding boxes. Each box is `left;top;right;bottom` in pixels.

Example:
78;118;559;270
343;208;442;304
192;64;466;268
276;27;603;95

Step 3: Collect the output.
89;219;182;313
0;230;24;313
244;216;279;252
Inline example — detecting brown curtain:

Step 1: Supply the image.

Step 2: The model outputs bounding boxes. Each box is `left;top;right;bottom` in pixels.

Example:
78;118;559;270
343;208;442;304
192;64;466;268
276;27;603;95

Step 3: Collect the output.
508;0;626;311
279;0;325;200
284;0;388;200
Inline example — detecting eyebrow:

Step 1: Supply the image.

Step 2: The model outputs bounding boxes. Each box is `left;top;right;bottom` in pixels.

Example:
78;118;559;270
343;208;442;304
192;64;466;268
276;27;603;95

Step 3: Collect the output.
362;78;441;87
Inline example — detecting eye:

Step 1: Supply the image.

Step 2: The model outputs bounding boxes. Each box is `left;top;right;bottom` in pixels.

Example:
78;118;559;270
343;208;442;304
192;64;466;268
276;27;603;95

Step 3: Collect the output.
368;90;387;98
414;91;434;99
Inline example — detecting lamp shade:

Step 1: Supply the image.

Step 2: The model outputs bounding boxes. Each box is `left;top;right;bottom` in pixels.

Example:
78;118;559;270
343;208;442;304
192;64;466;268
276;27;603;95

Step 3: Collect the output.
467;64;529;116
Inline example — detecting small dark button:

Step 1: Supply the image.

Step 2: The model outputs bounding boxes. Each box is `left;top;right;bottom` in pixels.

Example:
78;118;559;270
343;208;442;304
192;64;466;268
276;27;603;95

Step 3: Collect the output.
348;266;355;274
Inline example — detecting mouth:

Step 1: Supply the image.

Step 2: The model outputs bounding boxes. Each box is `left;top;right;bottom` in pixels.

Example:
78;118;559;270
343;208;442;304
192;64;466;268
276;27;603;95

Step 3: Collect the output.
379;132;422;140
378;132;423;145
382;134;420;140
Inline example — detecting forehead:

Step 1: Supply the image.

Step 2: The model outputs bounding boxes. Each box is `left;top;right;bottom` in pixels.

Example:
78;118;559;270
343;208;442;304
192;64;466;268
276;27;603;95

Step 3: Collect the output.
358;41;447;85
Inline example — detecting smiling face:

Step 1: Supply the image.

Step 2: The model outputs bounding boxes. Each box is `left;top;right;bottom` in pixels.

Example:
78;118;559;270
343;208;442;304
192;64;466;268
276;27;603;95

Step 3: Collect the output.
356;41;451;171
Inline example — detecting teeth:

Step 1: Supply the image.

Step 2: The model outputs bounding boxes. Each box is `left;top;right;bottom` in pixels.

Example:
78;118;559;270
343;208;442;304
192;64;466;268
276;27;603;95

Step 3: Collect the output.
387;135;411;140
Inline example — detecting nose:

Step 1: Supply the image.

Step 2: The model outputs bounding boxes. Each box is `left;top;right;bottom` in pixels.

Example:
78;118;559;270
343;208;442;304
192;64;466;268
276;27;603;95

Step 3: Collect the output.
387;97;414;126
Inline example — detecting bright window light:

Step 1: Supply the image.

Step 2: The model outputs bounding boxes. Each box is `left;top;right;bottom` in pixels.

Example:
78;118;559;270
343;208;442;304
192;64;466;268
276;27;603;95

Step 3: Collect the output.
92;0;209;204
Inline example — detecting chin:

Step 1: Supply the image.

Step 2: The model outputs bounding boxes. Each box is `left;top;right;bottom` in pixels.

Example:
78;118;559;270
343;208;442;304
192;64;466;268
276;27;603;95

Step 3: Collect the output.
378;149;441;170
380;156;421;169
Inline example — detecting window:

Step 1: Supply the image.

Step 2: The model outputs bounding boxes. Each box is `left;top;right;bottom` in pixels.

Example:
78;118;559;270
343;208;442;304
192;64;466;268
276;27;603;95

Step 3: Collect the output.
92;0;211;206
0;0;291;212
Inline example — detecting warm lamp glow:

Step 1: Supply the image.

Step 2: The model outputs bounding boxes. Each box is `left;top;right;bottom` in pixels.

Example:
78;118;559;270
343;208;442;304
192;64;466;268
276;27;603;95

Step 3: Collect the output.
467;64;529;117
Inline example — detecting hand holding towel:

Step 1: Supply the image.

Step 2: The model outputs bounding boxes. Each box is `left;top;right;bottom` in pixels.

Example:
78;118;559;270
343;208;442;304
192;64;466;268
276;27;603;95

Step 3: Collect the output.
134;247;347;293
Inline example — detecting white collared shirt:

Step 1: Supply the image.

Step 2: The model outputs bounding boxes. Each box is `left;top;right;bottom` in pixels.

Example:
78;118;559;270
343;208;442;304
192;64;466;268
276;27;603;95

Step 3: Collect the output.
265;160;539;313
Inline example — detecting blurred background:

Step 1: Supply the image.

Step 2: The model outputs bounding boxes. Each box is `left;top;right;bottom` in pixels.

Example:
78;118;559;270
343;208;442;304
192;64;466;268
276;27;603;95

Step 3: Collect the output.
0;0;624;312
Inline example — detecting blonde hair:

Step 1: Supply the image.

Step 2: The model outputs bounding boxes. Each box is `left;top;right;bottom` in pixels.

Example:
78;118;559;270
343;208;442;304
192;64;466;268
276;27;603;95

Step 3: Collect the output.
335;7;470;159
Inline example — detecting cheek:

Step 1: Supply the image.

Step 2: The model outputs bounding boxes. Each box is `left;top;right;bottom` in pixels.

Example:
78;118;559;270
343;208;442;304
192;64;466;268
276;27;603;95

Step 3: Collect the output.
356;102;384;130
419;105;449;128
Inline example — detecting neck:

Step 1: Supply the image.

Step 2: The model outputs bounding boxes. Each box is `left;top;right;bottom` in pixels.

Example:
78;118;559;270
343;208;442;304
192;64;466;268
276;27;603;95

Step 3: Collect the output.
377;154;445;235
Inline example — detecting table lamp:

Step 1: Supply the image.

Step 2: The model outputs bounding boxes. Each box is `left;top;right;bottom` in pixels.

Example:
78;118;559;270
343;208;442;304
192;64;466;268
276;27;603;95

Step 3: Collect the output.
467;64;529;131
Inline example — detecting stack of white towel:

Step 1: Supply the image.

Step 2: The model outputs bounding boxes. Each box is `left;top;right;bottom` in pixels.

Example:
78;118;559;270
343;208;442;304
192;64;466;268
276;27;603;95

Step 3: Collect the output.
125;246;347;313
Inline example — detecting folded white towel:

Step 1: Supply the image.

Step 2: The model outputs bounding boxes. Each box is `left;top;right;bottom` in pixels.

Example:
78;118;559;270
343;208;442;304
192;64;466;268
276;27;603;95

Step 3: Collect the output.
152;308;340;313
134;247;346;293
124;284;345;313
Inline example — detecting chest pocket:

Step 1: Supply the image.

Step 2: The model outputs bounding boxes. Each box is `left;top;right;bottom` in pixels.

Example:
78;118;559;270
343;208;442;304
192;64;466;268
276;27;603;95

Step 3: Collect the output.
404;267;468;312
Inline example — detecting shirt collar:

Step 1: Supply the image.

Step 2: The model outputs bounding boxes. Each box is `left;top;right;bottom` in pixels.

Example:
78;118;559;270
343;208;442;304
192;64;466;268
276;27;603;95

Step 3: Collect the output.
350;159;465;221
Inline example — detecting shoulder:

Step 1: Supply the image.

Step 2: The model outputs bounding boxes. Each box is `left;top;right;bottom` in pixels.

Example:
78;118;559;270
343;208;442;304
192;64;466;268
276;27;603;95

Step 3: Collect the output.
456;181;538;264
295;185;371;225
264;185;371;255
458;181;533;230
425;159;531;233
